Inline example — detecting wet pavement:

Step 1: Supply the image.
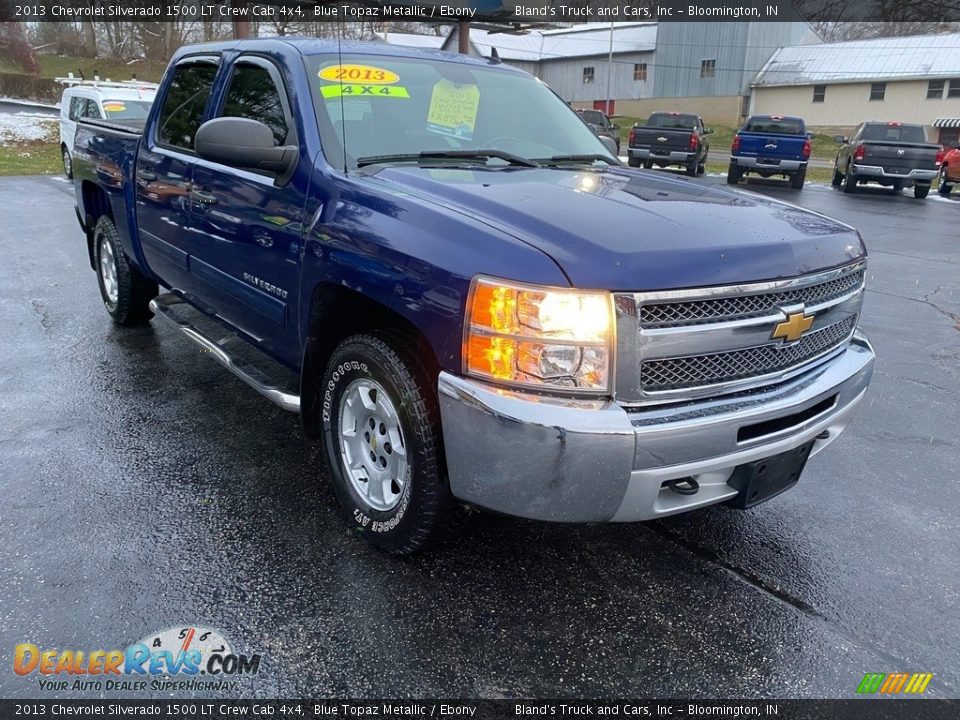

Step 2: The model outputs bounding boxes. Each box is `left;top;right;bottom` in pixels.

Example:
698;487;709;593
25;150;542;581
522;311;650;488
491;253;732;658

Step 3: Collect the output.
0;174;958;700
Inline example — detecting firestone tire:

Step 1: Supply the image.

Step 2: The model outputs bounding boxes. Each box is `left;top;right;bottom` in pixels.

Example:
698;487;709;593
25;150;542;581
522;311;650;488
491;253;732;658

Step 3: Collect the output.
93;216;157;326
321;331;453;555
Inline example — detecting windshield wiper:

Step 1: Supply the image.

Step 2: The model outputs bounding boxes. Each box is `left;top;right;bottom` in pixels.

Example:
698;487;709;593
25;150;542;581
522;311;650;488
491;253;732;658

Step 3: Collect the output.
356;150;540;168
536;154;620;166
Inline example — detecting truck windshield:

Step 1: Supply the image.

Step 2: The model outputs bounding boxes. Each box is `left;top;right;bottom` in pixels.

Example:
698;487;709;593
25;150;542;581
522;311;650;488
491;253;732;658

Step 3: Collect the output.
577;110;606;126
102;99;152;119
861;124;927;143
645;113;697;129
744;117;804;135
309;55;614;169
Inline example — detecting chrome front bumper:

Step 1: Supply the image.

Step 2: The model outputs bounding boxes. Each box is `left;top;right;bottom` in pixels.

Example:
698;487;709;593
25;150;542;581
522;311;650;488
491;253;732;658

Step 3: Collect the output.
438;333;874;523
851;164;938;181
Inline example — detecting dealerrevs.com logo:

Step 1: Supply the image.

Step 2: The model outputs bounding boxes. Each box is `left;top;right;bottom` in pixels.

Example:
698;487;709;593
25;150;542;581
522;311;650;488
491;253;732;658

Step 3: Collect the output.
13;626;261;693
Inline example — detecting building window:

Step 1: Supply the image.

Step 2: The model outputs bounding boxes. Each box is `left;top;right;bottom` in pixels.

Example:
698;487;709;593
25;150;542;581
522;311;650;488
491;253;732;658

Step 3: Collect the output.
927;80;945;99
582;67;594;84
633;63;647;82
812;85;826;103
869;82;886;101
949;79;960;99
700;59;716;78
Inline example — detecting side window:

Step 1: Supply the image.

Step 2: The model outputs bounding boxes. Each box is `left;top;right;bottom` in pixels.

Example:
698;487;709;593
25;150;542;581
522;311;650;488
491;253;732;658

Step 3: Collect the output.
85;99;102;119
68;97;83;121
221;63;289;146
157;61;219;151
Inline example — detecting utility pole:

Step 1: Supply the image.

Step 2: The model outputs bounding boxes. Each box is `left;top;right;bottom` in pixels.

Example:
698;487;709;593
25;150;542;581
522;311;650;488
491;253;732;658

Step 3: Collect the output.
606;21;614;116
232;0;250;38
458;21;470;54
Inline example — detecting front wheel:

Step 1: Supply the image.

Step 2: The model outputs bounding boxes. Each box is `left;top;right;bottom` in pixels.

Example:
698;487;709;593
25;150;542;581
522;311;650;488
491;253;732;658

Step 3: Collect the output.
321;332;453;554
938;166;952;196
93;216;157;325
914;183;930;199
62;146;73;179
831;161;843;187
697;153;707;175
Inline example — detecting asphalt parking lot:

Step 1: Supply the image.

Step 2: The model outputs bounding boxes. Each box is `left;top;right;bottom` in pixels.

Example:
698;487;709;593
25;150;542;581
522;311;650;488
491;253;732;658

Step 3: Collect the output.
1;173;957;700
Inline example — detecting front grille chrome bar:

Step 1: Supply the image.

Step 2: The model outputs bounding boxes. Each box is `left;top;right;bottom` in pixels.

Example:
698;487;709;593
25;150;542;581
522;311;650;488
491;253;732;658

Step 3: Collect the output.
614;262;866;405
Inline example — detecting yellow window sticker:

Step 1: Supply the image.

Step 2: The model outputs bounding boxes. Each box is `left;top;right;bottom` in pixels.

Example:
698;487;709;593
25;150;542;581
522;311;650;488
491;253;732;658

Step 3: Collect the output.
321;84;409;99
103;102;126;113
426;81;480;141
318;64;399;85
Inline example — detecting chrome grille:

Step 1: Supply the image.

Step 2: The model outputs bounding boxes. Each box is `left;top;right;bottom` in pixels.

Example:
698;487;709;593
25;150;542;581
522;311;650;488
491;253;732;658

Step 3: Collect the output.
640;268;864;328
641;315;857;392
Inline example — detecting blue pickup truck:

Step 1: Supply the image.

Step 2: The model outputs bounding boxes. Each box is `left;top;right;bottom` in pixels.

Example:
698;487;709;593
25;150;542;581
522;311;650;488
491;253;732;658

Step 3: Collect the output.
72;39;874;554
727;115;813;189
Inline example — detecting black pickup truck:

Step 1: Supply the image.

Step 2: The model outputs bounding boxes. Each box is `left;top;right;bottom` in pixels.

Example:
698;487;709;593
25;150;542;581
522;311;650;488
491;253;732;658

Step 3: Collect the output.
627;112;711;176
831;121;941;198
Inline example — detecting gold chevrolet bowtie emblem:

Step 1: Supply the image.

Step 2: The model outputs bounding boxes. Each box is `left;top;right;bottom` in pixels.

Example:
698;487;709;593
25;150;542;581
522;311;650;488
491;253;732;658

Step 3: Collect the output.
772;311;814;342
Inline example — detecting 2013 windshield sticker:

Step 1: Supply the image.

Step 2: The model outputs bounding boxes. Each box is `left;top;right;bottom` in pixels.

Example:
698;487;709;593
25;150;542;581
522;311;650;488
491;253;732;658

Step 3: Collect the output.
318;64;399;85
320;84;410;99
103;102;126;113
426;80;480;140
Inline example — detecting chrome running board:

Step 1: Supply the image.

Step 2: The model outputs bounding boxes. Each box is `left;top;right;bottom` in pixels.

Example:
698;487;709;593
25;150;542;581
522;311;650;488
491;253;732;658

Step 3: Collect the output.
150;293;301;413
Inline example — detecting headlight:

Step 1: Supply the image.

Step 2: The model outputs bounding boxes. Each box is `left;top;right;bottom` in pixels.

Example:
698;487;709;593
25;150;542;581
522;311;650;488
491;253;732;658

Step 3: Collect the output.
464;276;614;394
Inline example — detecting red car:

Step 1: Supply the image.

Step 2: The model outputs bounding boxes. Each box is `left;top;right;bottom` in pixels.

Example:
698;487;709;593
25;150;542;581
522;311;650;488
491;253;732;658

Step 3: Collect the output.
939;146;960;196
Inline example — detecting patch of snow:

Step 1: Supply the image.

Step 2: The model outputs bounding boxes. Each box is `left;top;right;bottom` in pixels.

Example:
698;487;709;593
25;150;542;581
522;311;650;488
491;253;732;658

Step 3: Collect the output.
0;113;57;144
929;191;957;203
0;96;60;110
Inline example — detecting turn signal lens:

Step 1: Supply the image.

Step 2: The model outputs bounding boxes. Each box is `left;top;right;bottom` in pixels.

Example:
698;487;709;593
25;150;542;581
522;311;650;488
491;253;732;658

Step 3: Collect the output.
464;276;614;393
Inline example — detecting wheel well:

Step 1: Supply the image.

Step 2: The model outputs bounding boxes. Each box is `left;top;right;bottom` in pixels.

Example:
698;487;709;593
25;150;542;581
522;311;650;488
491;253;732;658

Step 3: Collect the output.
299;283;441;438
80;181;112;270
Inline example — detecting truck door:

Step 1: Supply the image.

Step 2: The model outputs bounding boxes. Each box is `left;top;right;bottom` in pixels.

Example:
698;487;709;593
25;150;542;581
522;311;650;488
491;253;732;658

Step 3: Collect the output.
186;56;306;364
135;57;219;293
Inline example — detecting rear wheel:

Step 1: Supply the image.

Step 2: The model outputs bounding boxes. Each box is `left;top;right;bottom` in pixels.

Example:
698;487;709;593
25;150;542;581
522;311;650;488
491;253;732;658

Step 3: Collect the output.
831;160;843;187
914;183;930;199
627;156;641;168
842;164;858;193
62;146;73;179
643;159;653;170
726;161;741;185
892;180;904;192
684;155;698;177
93;216;157;325
321;332;453;554
790;168;806;190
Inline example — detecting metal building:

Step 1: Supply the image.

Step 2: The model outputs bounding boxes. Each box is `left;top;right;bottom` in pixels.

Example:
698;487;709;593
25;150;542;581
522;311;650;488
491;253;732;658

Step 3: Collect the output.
751;33;960;142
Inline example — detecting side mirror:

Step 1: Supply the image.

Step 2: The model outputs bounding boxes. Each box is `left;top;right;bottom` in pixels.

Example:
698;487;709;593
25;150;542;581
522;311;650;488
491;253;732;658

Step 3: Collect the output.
807;132;817;139
611;123;620;130
599;135;619;156
833;134;847;144
195;117;297;179
703;127;715;135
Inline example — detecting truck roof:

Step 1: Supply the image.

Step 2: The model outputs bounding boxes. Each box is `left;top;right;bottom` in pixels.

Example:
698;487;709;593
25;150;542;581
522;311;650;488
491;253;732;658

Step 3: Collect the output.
174;37;523;73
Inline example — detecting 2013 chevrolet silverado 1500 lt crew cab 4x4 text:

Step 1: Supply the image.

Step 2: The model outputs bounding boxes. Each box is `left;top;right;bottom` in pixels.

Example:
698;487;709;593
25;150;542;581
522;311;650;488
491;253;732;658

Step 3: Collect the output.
72;39;875;554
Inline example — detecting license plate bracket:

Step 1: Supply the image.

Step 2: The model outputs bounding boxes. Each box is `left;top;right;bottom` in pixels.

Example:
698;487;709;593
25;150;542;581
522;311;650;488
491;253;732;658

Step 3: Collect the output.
725;441;814;509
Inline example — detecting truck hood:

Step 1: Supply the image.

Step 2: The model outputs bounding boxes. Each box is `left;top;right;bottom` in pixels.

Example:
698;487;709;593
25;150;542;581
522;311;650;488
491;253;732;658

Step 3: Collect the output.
366;165;865;291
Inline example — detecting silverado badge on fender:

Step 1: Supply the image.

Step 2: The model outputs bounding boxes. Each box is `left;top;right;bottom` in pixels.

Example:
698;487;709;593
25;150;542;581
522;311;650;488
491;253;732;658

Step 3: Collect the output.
772;310;815;343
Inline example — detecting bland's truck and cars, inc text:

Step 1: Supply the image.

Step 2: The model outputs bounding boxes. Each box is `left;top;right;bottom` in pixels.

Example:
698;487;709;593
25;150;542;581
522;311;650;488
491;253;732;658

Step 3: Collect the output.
71;38;874;554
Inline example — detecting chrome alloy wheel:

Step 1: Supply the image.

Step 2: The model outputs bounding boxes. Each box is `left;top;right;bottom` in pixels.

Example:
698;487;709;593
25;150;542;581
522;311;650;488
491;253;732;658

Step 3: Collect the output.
337;379;408;512
98;237;119;305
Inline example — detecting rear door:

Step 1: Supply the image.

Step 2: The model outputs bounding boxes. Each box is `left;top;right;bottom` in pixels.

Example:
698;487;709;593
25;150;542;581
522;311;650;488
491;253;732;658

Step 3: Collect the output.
135;56;219;292
186;55;307;361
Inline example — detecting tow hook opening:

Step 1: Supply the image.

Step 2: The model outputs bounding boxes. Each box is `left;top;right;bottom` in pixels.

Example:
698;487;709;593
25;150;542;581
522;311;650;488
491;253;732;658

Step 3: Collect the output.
665;477;700;496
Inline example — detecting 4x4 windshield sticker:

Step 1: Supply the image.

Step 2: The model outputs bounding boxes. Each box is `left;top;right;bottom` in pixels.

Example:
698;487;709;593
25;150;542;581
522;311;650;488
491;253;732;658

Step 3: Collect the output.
318;64;399;85
426;80;479;141
320;85;410;99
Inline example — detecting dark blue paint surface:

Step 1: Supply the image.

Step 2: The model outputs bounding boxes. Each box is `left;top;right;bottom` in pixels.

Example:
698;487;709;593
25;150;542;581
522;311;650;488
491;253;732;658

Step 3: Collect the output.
72;40;866;376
